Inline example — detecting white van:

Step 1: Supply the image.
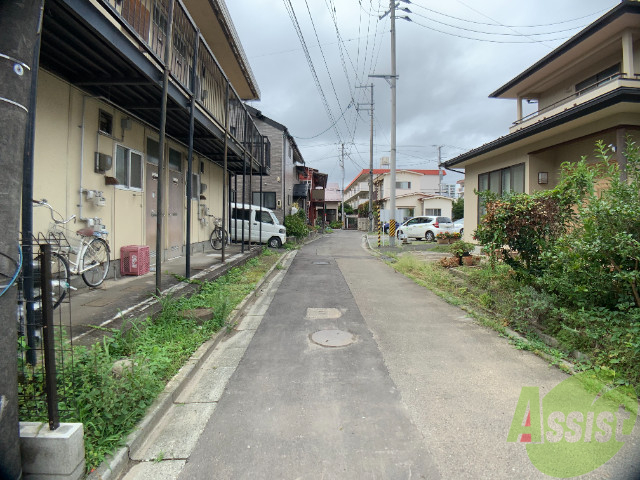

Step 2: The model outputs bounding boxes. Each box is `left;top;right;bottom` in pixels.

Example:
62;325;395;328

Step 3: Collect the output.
229;203;287;248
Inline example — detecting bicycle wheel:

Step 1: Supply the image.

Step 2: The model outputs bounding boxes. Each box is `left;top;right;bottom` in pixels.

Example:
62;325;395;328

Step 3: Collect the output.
210;227;226;250
81;238;110;287
34;252;70;310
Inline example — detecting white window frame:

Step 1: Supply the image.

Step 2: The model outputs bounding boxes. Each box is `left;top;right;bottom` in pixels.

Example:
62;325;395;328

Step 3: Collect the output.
114;144;143;191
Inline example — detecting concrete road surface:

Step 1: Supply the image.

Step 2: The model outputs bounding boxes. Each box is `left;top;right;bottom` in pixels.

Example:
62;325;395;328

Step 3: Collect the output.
138;230;639;479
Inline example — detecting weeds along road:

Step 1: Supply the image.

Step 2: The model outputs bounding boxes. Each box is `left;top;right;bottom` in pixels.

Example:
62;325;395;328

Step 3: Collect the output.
180;230;640;479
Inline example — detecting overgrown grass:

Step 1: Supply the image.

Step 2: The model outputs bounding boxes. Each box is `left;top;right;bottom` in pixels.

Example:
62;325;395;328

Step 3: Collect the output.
390;254;639;394
19;249;281;472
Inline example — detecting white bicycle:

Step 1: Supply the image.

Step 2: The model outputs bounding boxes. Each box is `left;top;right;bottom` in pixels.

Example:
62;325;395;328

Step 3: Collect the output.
34;199;111;292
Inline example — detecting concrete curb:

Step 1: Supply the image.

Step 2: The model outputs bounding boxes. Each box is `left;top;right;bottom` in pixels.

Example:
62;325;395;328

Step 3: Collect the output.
87;249;297;480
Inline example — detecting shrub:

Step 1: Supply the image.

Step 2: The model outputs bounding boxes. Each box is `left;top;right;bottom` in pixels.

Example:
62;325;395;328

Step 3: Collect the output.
540;140;640;309
475;157;594;277
284;210;309;239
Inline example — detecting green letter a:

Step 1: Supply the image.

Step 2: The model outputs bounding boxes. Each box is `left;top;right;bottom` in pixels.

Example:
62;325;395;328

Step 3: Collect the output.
507;387;542;443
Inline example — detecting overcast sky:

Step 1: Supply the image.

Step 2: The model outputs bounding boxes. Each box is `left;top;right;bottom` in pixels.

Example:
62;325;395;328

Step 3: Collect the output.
226;0;619;188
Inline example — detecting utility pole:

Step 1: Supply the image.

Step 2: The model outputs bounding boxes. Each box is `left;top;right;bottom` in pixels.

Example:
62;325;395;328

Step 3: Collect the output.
356;84;374;231
389;0;397;246
340;143;345;228
370;0;409;244
437;145;443;195
0;2;44;477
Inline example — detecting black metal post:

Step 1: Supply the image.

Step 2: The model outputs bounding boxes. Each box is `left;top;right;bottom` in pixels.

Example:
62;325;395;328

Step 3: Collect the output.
22;5;44;368
234;173;238;251
155;0;175;295
221;83;229;263
241;150;246;252
39;245;59;431
185;30;199;278
249;136;253;248
259;137;263;244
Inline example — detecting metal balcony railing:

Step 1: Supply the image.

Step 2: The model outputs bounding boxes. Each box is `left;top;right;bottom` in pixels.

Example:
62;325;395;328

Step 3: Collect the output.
102;0;267;167
513;73;640;127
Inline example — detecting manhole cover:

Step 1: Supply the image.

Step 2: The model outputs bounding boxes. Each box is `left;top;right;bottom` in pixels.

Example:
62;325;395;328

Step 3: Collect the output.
310;330;355;347
312;261;329;265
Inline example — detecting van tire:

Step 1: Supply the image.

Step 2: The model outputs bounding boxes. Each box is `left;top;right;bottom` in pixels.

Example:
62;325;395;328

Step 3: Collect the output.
268;237;282;248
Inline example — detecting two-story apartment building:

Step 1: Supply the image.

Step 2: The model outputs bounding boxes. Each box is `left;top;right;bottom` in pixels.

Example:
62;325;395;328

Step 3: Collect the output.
27;0;268;272
445;1;640;241
243;106;305;223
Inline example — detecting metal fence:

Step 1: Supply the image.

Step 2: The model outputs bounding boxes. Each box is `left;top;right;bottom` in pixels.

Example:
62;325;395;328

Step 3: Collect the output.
17;242;74;430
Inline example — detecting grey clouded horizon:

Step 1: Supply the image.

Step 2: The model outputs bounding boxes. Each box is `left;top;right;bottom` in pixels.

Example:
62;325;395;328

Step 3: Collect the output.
227;0;618;188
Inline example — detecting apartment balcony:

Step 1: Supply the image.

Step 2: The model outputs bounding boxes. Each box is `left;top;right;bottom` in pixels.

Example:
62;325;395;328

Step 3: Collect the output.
510;74;640;134
41;0;269;174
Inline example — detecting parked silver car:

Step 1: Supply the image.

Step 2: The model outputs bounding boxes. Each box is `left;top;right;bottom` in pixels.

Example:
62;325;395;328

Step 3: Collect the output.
396;216;454;242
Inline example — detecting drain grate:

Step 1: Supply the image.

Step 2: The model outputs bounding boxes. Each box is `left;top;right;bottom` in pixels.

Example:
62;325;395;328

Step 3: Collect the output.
312;261;329;265
310;329;355;347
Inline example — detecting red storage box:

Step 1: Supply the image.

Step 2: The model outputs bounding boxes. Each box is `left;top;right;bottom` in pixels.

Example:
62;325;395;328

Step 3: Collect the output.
120;245;150;276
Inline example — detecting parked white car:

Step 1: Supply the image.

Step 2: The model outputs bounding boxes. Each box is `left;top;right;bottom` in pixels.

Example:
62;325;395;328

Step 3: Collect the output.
453;218;464;236
229;203;287;248
396;216;454;242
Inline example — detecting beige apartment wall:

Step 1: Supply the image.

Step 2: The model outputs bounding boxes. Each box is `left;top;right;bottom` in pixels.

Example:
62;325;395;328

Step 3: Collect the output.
32;70;225;261
193;159;225;244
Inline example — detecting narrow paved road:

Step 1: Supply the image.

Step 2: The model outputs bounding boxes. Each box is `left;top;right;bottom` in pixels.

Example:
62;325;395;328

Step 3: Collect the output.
178;230;639;479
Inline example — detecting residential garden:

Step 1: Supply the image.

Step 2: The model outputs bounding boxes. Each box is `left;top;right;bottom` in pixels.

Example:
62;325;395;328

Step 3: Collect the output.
392;140;640;393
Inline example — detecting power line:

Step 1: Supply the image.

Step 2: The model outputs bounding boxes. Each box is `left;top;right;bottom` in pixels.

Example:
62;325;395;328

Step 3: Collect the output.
409;1;608;29
409;10;584;37
303;0;348;137
409;19;574;44
282;0;342;142
291;101;354;140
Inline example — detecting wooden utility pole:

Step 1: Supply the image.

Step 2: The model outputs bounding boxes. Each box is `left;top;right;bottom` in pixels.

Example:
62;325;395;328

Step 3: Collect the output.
0;2;44;477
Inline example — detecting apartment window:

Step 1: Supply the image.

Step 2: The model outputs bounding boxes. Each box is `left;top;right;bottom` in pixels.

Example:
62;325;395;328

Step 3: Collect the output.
396;181;411;189
98;110;113;135
115;145;143;190
478;163;525;215
169;148;182;171
425;208;442;216
146;138;160;165
576;64;620;95
252;192;276;209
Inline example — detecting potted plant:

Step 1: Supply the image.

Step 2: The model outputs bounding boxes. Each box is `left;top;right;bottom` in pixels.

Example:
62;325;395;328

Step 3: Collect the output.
436;231;461;244
449;240;475;265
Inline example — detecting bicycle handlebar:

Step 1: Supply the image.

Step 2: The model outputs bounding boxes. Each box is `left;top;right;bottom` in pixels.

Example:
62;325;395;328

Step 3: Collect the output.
33;199;77;225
